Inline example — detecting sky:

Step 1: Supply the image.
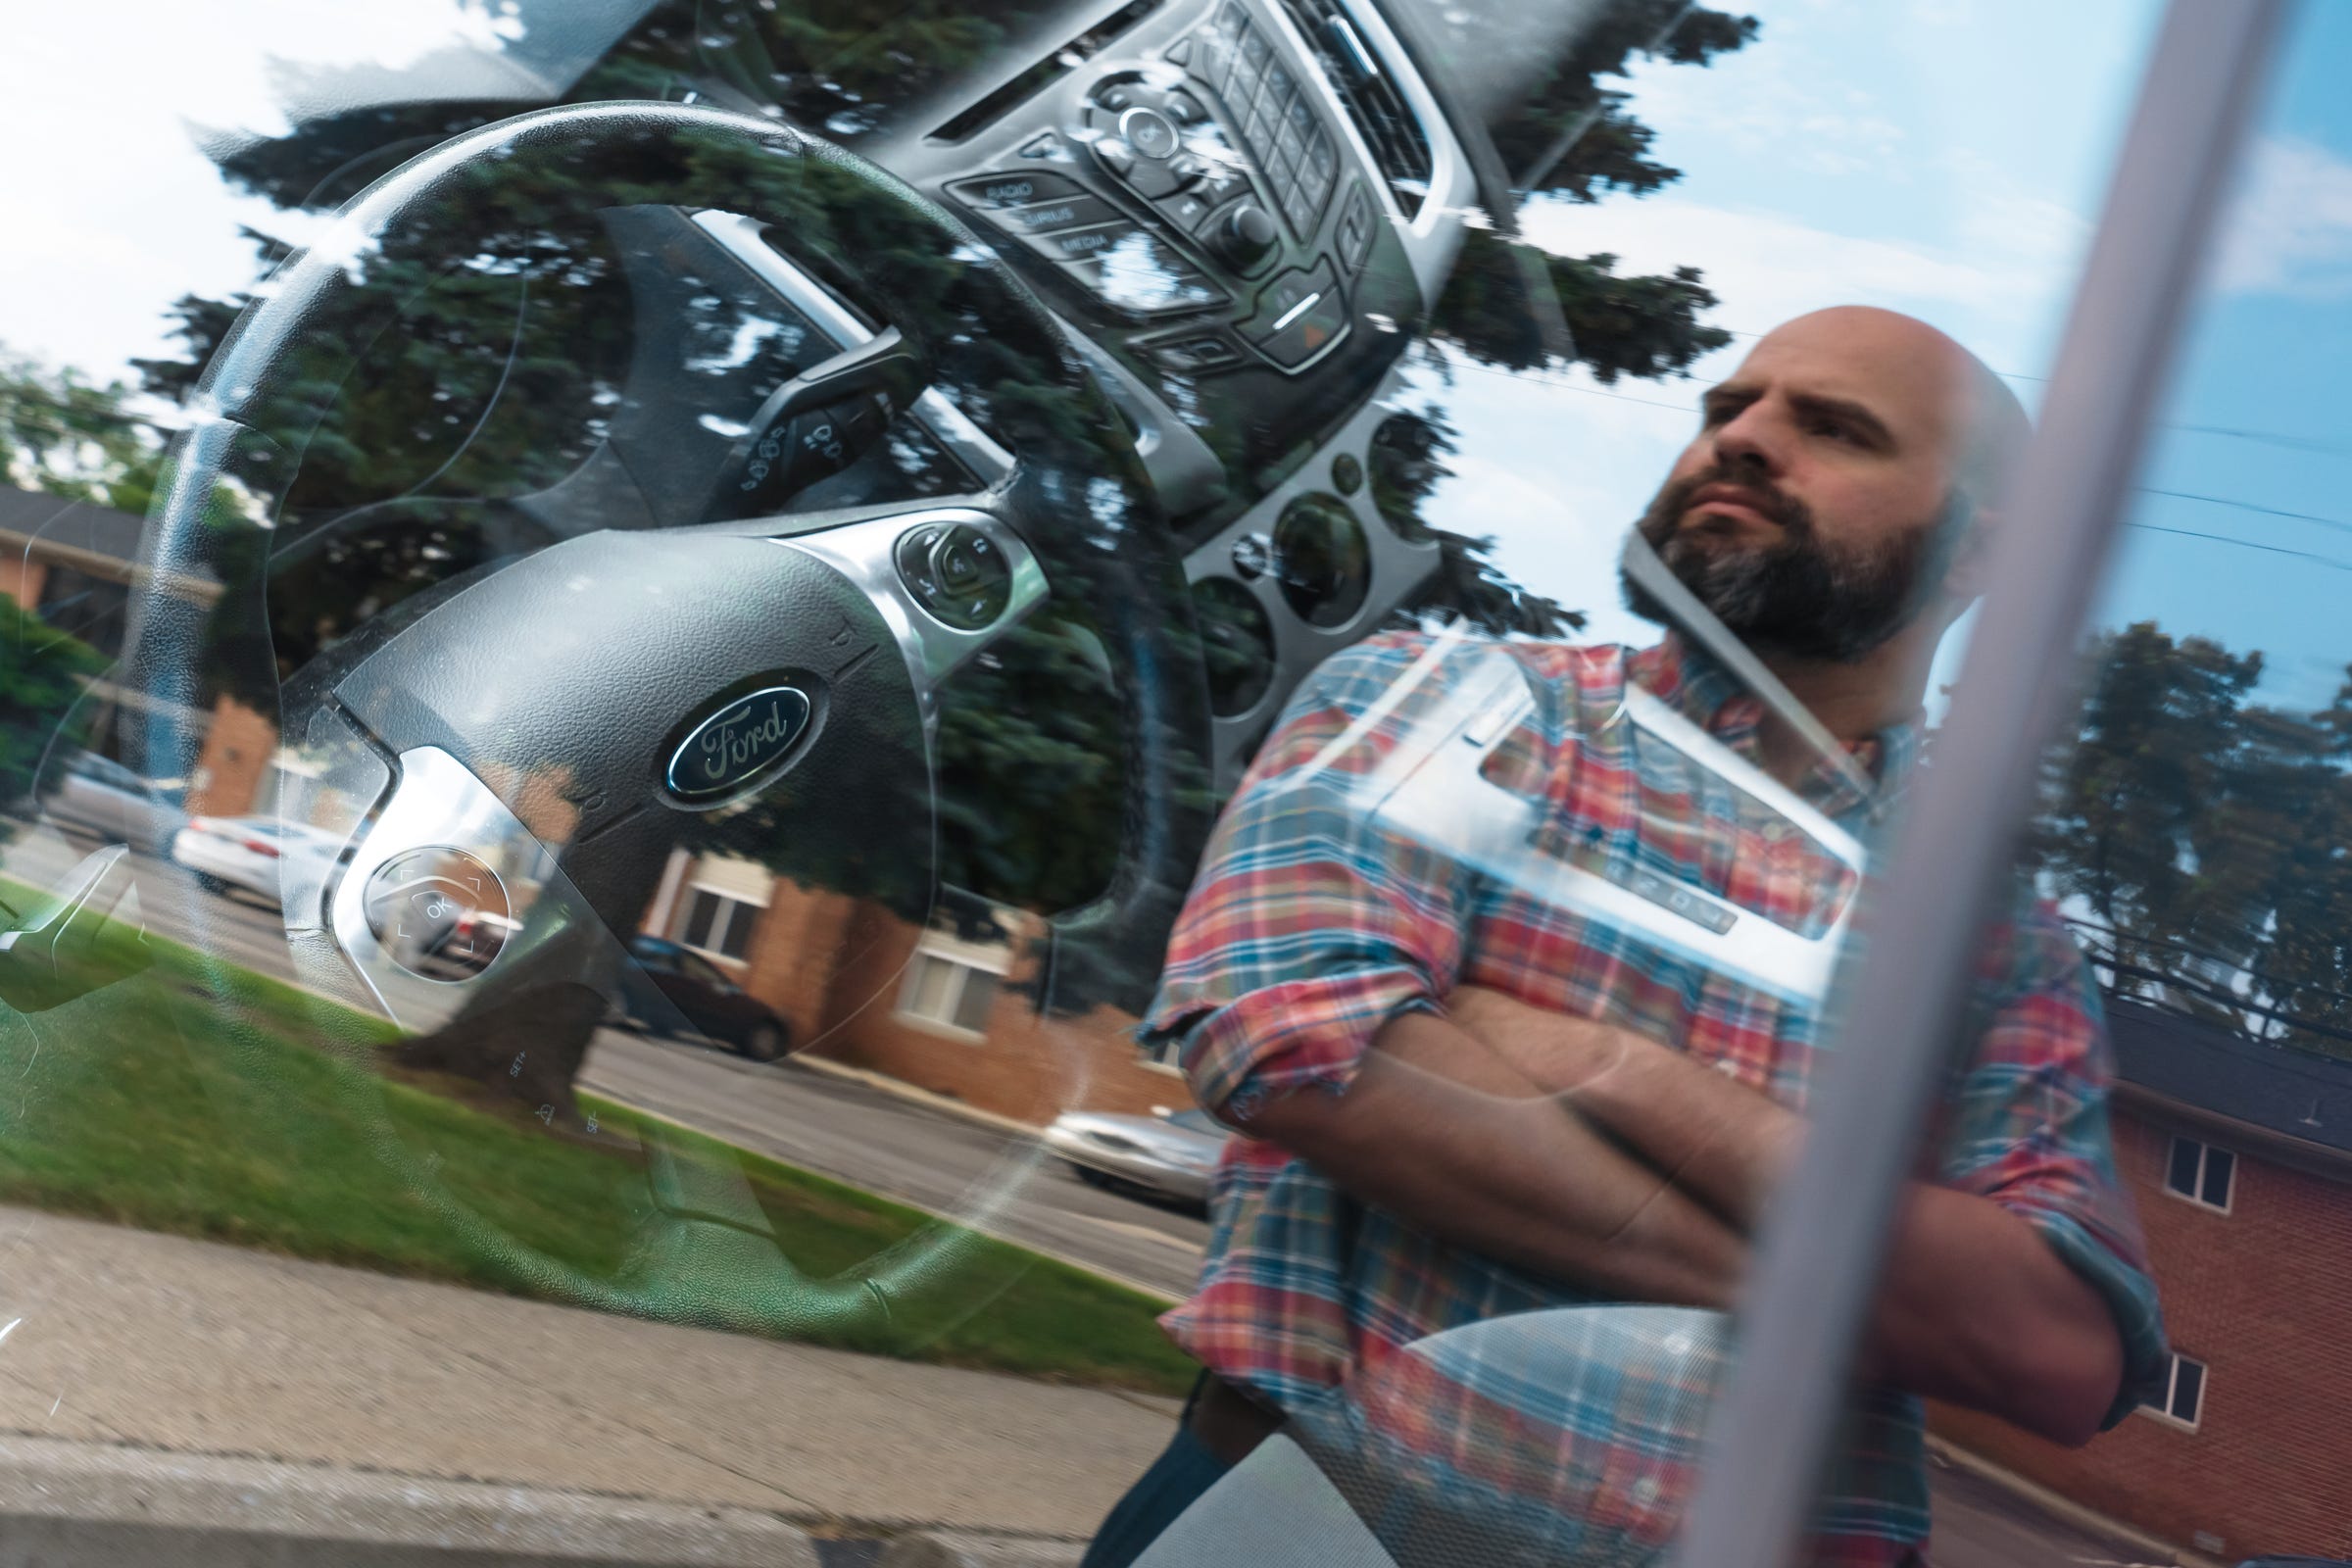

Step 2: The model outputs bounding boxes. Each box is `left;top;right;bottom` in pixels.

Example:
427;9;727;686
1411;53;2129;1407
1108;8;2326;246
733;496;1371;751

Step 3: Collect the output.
4;0;2348;710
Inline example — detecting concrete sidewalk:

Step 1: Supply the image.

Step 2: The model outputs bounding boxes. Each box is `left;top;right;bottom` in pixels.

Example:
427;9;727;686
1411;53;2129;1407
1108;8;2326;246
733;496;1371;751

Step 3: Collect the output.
0;1203;1177;1557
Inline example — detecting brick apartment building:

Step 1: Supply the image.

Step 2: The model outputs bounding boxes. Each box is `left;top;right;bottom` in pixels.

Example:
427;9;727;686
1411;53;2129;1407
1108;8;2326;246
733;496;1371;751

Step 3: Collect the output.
635;852;1184;1125
1933;998;2352;1562
11;476;2349;1560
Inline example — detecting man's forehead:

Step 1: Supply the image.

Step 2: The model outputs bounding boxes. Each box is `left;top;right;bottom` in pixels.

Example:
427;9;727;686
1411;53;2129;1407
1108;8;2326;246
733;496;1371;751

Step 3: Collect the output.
1714;312;1972;431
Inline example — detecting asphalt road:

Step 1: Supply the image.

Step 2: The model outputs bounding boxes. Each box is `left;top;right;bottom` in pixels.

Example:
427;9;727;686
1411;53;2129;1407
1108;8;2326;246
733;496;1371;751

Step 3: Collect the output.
0;819;301;980
580;1029;1210;1298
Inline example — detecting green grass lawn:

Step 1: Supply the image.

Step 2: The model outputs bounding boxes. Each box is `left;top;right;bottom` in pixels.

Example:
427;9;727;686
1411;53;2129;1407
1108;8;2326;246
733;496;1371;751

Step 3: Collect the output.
0;876;1195;1396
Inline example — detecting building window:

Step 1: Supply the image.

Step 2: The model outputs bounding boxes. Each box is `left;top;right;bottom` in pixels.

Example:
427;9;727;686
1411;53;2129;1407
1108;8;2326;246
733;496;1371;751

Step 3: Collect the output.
897;947;1003;1039
2141;1351;2207;1429
2164;1135;2235;1212
674;886;760;961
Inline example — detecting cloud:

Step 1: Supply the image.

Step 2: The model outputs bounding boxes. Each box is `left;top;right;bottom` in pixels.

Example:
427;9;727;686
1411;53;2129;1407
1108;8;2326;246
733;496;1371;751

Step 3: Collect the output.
2211;137;2352;299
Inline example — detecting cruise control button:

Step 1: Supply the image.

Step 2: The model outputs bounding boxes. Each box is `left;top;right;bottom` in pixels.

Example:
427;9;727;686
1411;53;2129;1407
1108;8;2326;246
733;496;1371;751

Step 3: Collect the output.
949;171;1087;210
1119;106;1180;161
986;193;1121;236
1028;220;1138;263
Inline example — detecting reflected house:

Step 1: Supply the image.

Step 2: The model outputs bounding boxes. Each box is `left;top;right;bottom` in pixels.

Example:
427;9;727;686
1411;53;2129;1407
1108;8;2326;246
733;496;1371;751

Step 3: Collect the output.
0;482;259;815
1931;999;2352;1562
635;851;1191;1126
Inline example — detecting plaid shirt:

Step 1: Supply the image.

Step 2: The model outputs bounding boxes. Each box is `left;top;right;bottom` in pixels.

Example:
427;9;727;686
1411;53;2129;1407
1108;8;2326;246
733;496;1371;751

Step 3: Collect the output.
1143;628;2167;1566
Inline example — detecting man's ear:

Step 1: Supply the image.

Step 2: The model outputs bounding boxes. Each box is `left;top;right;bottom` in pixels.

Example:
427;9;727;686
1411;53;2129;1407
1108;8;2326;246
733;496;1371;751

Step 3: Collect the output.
1938;503;1998;614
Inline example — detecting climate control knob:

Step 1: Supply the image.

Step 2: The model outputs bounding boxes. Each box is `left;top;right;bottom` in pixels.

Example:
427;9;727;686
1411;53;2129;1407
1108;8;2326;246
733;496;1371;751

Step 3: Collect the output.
1212;204;1279;274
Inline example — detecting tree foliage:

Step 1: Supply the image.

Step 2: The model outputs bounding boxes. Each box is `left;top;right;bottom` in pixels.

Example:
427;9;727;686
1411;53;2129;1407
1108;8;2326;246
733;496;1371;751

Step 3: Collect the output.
2029;621;2352;1056
0;349;162;514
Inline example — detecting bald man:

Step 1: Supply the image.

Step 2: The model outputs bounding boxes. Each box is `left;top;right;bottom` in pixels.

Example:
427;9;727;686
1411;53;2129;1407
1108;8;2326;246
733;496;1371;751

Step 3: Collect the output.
1082;309;2165;1568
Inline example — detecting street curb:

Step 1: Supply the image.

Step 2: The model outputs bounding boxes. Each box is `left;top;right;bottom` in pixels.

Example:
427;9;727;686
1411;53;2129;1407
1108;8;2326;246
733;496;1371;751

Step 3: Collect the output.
0;1434;823;1567
1925;1438;2221;1568
787;1054;1047;1140
875;1531;1086;1568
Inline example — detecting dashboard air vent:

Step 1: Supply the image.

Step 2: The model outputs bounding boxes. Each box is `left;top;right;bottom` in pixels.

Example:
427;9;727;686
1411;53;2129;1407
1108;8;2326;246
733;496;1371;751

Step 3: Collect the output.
1274;0;1433;219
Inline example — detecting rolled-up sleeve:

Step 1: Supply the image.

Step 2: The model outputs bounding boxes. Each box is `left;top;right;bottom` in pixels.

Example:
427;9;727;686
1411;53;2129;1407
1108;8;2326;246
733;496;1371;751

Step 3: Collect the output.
1937;910;2170;1428
1142;633;1481;1124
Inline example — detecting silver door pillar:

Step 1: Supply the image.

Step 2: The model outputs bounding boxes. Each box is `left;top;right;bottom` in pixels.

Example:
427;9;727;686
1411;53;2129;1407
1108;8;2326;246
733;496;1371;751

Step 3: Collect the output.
1670;3;2289;1564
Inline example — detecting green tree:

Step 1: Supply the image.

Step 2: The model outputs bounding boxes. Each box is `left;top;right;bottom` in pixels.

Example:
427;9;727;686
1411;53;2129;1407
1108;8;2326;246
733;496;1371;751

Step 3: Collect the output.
0;349;162;514
0;596;106;881
2030;621;2352;1057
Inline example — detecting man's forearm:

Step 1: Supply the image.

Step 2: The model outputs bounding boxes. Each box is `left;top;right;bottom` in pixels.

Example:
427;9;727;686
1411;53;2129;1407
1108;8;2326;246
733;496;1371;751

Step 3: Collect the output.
1244;1009;1749;1310
1449;988;2127;1444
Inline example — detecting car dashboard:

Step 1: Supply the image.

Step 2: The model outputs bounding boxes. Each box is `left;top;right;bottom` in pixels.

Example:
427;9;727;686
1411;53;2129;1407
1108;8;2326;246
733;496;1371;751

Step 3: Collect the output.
689;0;1481;787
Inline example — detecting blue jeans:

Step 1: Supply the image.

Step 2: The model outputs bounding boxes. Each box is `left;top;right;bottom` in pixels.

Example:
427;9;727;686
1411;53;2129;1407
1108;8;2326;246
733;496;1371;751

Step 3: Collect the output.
1078;1416;1235;1568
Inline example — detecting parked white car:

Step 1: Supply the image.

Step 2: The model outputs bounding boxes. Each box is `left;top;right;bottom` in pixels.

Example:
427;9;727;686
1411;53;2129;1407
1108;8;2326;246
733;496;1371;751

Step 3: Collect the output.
44;751;187;854
169;815;338;904
1043;1105;1229;1208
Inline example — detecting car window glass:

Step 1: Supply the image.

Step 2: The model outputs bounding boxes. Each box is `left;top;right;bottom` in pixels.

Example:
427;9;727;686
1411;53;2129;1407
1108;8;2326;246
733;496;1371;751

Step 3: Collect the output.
0;2;2294;1567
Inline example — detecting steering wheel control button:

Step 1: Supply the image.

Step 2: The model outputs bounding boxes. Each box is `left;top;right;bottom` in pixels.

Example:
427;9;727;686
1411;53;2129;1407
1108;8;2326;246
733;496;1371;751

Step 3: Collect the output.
665;684;816;806
986;193;1121;238
899;523;1013;631
363;848;513;983
1332;452;1364;495
948;172;1086;210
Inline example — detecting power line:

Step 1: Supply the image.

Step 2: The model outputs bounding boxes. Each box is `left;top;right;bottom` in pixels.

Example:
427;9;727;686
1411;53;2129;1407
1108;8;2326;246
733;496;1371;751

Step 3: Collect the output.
2141;487;2352;537
2123;521;2352;573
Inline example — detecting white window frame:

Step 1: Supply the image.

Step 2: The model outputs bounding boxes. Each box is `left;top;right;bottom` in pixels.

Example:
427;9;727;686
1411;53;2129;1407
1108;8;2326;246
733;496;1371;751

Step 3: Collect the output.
895;941;1008;1041
672;883;762;965
2163;1134;2236;1214
2137;1350;2208;1432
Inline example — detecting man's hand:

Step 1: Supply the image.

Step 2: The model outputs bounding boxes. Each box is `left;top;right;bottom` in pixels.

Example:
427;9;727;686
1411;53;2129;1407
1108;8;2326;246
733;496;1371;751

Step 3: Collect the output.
1445;984;2126;1447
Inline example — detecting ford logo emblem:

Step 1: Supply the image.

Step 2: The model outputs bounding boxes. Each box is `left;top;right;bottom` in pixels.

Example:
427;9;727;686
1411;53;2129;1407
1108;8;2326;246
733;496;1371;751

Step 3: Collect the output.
665;685;813;805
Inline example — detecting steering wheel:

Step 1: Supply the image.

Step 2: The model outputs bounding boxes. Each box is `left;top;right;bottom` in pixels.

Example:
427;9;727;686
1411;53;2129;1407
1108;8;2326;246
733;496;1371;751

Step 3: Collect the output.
125;102;1210;1334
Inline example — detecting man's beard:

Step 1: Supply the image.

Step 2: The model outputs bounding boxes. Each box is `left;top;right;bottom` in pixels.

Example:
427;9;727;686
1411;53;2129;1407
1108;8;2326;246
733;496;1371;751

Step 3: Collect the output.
1620;466;1960;664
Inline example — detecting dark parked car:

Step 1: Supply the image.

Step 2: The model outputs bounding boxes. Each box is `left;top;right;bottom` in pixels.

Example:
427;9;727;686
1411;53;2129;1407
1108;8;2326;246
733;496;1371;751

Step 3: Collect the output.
618;935;794;1061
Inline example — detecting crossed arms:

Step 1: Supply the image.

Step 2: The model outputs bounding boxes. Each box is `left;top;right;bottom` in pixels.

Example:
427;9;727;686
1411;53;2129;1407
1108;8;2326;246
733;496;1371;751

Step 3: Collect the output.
1242;989;2128;1447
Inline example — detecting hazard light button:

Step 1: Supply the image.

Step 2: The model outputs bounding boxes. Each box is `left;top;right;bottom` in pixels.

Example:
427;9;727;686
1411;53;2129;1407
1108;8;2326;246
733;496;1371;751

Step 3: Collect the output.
1242;259;1347;369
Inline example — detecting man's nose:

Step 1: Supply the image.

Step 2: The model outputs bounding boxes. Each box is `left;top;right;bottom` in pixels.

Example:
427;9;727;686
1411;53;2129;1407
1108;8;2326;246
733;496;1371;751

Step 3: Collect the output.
1709;403;1787;477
